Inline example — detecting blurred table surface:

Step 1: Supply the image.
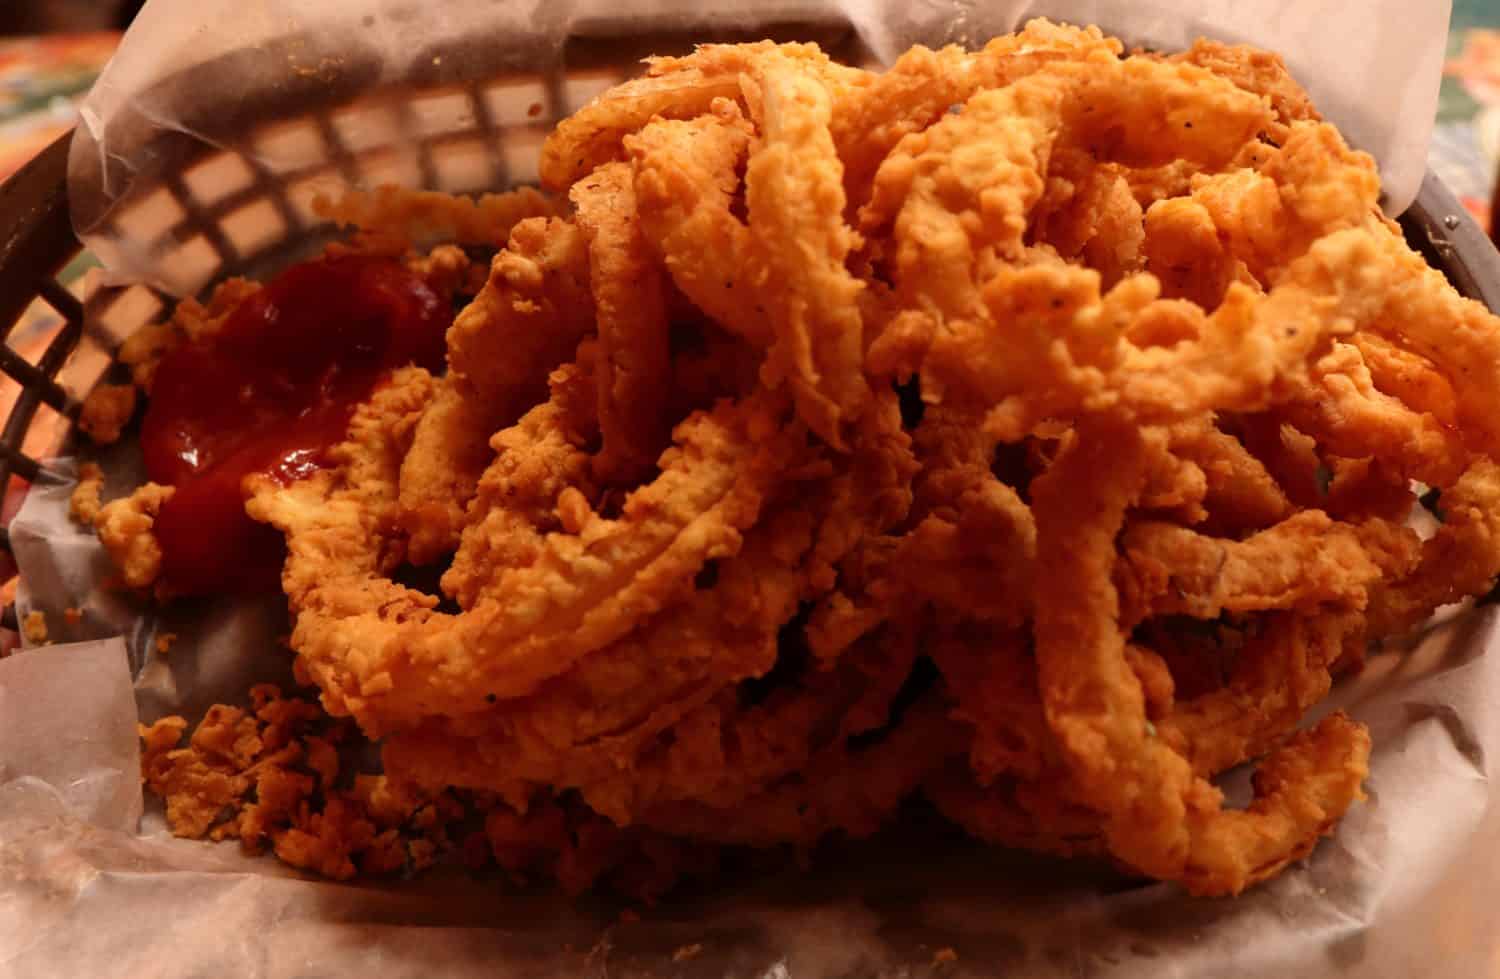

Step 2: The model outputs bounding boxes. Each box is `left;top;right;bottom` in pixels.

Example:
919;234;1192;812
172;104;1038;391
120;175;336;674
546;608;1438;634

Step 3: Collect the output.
0;33;118;181
1438;0;1500;237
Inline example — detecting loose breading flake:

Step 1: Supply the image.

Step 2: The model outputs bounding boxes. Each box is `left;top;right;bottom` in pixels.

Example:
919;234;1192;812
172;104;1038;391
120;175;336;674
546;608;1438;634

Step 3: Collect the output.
139;685;463;879
77;383;137;445
94;482;174;591
68;462;105;525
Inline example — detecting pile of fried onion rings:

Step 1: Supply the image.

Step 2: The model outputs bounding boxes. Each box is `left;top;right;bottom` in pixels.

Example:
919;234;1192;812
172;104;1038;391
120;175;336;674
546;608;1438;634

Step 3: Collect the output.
245;20;1500;896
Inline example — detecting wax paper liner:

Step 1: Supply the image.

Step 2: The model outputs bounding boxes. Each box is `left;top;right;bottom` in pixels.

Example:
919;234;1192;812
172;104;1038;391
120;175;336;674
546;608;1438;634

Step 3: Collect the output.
67;0;1448;295
3;461;1500;977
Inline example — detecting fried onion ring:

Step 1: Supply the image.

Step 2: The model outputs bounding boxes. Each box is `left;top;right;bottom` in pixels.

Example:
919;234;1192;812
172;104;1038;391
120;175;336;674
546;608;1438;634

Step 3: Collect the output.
252;382;805;731
571;162;673;484
1031;418;1371;895
398;217;595;562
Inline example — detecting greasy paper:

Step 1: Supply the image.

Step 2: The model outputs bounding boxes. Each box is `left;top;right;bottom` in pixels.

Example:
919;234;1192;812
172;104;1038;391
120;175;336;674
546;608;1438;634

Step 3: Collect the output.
68;0;1449;294
3;465;1500;978
0;638;139;834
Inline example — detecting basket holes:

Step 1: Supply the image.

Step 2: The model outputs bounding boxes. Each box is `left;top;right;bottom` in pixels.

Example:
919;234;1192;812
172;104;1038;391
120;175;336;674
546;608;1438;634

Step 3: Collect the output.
113;186;187;247
331;100;405;155
408;89;479;140
91;285;164;347
221;198;287;261
482;79;551;127
253;119;329;176
356;148;424;192
430;137;493;194
0;388;68;465
20;400;68;461
182;152;256;209
498;128;546;188
65;265;102;306
4;296;65;359
57;342;112;406
159;234;223;298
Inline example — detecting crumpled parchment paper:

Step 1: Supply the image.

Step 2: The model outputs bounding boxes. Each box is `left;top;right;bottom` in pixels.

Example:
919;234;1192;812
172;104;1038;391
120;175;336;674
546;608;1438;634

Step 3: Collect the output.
5;0;1491;976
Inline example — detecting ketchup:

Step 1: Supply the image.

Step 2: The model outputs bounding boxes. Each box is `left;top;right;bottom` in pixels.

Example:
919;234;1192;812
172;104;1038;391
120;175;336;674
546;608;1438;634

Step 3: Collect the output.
140;255;448;595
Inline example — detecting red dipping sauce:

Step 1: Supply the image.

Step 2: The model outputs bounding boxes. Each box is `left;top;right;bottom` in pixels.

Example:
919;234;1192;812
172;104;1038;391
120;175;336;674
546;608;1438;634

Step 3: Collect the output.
140;255;448;595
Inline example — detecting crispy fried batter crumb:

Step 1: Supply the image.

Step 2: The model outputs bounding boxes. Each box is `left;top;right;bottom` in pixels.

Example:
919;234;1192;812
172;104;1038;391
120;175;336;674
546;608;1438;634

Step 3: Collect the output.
63;607;83;625
407;244;486;299
140;685;713;897
155;632;178;655
21;610;47;645
672;944;704;962
933;947;959;966
115;323;176;391
77;383;138;445
139;686;450;878
69;462;105;525
94;482;174;590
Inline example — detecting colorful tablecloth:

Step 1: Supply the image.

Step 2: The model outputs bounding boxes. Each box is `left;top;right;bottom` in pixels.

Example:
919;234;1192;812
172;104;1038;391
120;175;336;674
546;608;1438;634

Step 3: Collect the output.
1437;0;1500;234
0;33;118;181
